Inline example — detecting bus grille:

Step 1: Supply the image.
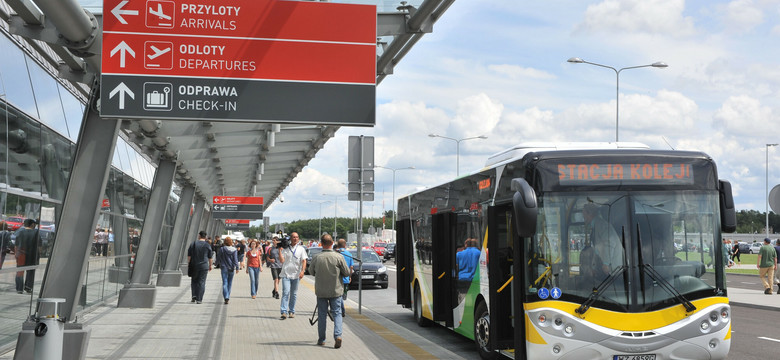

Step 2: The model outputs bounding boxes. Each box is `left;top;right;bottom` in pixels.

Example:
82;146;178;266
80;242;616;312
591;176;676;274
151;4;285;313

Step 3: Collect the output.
619;331;657;337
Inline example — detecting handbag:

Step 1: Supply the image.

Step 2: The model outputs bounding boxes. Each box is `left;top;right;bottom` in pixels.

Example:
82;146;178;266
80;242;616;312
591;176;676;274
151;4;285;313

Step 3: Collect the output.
187;261;194;277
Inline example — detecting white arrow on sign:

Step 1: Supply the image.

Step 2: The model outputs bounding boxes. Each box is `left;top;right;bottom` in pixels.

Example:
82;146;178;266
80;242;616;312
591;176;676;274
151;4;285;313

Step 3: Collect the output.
110;41;136;68
109;82;134;110
112;0;139;25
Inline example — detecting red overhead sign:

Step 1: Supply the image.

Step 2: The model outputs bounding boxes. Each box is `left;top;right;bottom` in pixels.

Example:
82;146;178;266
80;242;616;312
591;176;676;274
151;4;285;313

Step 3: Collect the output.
102;33;375;83
213;196;263;205
224;219;250;225
100;0;377;125
102;0;375;84
105;0;375;43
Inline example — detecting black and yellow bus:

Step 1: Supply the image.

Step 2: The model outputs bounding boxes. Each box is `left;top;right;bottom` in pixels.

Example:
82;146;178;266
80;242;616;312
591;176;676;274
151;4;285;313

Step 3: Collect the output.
395;143;735;360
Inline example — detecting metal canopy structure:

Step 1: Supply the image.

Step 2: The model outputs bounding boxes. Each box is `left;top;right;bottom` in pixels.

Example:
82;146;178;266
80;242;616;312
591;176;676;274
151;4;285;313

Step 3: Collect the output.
0;0;455;209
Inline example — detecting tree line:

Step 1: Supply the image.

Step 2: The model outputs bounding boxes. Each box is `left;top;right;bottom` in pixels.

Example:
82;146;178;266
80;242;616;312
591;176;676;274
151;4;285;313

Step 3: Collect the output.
244;210;395;240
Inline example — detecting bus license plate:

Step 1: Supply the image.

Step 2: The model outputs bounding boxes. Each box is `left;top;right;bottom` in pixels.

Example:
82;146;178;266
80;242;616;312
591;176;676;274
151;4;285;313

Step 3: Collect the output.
614;355;656;360
361;275;373;279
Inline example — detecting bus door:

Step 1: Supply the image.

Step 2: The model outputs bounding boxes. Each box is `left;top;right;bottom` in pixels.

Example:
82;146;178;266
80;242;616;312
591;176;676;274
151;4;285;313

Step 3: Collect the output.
487;205;515;351
396;219;413;308
432;212;456;327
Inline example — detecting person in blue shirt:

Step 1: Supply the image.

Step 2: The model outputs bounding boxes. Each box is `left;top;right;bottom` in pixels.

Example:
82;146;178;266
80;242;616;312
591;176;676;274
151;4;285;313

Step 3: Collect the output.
456;238;481;304
336;238;354;317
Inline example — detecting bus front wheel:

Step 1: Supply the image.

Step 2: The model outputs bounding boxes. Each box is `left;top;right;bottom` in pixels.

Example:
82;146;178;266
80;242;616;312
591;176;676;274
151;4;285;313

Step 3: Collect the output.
474;301;497;360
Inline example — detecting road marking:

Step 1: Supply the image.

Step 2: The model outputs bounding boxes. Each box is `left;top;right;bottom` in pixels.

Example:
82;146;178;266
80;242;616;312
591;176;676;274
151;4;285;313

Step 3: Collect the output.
758;336;780;343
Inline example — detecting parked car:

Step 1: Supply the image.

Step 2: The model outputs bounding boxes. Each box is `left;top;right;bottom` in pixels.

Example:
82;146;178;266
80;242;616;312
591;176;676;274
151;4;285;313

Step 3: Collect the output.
347;249;388;289
750;242;762;254
373;241;387;257
383;243;396;261
304;247;323;274
4;216;24;231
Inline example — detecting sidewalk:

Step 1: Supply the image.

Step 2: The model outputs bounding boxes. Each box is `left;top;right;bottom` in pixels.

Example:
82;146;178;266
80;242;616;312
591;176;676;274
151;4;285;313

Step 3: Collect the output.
1;266;465;360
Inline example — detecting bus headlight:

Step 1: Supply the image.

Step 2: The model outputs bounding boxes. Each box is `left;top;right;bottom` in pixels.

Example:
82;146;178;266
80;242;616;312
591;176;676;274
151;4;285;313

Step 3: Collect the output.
377;266;387;274
564;324;574;335
700;321;710;331
537;314;547;326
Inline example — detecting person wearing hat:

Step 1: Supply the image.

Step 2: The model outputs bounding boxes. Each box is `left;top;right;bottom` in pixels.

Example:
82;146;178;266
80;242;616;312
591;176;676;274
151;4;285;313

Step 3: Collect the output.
14;219;39;294
757;238;777;295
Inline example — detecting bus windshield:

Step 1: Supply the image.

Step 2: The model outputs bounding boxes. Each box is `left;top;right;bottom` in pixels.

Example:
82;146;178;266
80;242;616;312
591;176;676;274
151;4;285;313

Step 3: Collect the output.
525;190;723;312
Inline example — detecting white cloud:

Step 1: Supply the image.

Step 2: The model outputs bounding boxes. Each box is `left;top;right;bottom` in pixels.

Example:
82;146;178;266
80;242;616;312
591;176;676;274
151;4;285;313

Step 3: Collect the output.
487;64;556;80
712;95;776;136
576;0;696;36
719;0;764;32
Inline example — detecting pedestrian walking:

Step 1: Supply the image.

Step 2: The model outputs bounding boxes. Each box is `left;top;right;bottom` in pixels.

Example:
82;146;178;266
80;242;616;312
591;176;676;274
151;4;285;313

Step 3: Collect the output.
336;238;353;317
731;241;740;265
308;234;350;348
267;236;282;299
188;231;213;304
774;239;780;294
245;239;264;299
279;232;306;319
236;239;247;270
14;219;39;294
0;222;12;269
216;237;239;304
757;238;777;294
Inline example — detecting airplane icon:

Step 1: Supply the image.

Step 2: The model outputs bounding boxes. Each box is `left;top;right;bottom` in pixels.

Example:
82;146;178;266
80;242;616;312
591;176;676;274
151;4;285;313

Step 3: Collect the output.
145;0;174;28
143;41;173;69
147;45;171;60
149;3;171;20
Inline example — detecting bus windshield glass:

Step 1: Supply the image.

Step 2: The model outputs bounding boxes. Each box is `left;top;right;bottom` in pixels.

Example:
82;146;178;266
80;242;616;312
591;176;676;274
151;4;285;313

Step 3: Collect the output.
525;190;722;312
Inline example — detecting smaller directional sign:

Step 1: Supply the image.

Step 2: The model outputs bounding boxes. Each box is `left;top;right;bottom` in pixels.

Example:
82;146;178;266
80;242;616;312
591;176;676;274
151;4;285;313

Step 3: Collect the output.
224;219;250;230
212;196;263;219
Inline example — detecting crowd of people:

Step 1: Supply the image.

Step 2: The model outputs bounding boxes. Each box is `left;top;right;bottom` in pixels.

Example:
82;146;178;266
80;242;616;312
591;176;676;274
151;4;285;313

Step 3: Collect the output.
187;231;354;348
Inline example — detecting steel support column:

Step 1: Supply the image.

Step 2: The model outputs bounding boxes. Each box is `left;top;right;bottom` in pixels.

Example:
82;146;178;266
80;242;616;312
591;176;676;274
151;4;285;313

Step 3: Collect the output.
156;185;195;286
14;85;119;360
117;158;176;308
179;197;205;271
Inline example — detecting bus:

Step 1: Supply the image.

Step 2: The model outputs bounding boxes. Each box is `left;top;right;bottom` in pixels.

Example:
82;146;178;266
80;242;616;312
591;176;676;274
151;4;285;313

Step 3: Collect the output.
395;143;736;360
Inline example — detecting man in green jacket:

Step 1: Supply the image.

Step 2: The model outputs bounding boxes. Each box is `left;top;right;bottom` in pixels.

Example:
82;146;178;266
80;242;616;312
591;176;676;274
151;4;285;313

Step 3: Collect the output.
309;234;350;348
757;238;777;295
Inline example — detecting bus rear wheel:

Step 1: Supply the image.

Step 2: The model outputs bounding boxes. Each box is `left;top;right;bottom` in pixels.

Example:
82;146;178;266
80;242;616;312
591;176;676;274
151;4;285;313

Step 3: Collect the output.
413;284;431;327
474;301;497;360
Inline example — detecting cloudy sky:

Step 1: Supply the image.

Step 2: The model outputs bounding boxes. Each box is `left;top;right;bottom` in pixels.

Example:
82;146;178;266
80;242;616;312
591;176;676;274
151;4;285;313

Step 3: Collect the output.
264;0;780;225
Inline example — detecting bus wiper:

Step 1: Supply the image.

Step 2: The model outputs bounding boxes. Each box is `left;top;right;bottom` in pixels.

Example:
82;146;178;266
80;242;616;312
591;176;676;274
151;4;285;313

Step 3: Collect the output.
635;224;696;313
575;265;626;315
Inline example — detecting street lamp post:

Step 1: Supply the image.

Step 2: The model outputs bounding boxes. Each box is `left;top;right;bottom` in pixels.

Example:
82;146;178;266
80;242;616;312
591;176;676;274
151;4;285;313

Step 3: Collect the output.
767;144;778;237
428;134;488;176
375;165;415;230
323;194;344;239
308;200;331;238
567;57;668;142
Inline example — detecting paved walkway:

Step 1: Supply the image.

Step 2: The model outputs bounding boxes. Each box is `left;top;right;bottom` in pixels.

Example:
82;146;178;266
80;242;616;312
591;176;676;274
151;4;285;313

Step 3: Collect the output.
1;267;464;360
1;265;778;360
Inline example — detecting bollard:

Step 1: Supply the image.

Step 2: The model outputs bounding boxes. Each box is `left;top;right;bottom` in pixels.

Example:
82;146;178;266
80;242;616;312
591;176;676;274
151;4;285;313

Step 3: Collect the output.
33;298;66;360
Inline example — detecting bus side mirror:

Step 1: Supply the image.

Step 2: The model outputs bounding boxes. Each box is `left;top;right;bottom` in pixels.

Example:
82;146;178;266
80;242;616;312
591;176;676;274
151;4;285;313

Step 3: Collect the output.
719;180;737;233
511;178;537;237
